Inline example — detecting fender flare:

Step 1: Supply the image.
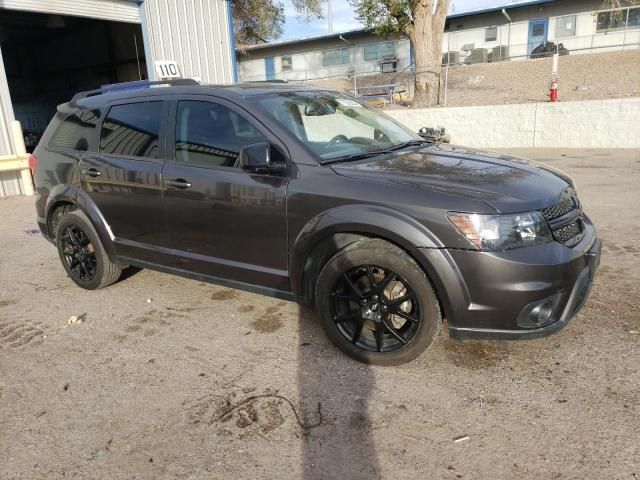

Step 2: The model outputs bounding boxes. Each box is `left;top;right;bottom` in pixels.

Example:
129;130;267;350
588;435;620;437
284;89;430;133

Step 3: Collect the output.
290;204;442;295
289;204;469;323
45;186;117;256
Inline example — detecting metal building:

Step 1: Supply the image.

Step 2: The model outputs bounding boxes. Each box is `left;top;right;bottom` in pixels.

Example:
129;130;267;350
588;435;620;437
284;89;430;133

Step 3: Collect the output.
0;0;236;197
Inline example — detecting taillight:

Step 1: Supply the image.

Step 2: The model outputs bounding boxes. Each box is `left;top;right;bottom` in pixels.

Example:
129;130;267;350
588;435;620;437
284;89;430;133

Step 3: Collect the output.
27;154;38;174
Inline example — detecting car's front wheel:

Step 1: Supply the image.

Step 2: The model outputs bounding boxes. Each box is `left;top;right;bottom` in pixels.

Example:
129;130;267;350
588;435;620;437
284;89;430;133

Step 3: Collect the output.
315;239;441;365
56;210;122;290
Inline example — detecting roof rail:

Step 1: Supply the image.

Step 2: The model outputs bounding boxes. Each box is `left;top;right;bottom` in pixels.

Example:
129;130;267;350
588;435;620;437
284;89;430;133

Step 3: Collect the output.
245;79;288;84
71;78;200;101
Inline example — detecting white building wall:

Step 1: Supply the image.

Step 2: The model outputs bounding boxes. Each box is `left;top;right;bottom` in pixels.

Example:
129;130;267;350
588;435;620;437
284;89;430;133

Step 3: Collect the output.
0;46;16;157
386;97;640;148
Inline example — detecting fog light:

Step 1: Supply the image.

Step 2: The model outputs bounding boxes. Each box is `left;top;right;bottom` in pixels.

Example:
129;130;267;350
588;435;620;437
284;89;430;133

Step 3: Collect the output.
517;293;562;329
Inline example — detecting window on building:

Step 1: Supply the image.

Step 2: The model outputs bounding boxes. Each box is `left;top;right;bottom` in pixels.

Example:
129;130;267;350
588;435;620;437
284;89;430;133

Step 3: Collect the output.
50;109;100;151
531;23;546;36
628;7;640;28
485;26;497;41
175;101;265;169
597;9;629;31
99;102;162;158
322;47;351;66
363;41;395;61
281;55;292;72
555;15;576;38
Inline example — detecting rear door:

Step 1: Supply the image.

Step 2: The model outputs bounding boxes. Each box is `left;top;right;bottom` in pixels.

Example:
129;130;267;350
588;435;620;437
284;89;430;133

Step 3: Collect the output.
79;98;172;264
162;96;290;291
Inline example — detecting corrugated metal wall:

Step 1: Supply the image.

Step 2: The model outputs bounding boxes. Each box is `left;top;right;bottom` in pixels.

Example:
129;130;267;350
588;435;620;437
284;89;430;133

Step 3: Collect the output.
0;0;235;196
142;0;235;84
0;45;16;158
0;171;24;196
0;0;141;23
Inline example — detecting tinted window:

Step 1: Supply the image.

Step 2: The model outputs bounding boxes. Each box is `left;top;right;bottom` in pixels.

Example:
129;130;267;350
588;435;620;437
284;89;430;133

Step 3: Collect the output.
485;26;497;41
629;7;640;27
596;10;627;31
323;47;351;66
363;42;395;61
531;23;545;36
50;109;100;151
99;102;162;158
175;101;265;169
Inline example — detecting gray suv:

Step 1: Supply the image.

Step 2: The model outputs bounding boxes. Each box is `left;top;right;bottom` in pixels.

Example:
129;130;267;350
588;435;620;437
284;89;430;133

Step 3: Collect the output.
31;79;601;365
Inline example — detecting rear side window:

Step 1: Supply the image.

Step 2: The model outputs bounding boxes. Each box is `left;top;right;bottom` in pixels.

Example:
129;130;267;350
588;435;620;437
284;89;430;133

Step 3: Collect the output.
99;102;163;159
175;101;265;168
49;109;100;151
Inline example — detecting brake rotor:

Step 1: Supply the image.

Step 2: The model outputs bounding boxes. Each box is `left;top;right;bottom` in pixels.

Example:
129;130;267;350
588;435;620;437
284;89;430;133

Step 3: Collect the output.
384;280;412;329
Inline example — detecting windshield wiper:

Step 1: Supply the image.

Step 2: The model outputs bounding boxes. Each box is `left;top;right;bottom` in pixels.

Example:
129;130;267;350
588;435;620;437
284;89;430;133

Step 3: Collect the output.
321;139;432;165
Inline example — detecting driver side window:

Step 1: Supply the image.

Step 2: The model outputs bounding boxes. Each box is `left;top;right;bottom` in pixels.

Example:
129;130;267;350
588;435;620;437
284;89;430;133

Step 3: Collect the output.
175;101;265;169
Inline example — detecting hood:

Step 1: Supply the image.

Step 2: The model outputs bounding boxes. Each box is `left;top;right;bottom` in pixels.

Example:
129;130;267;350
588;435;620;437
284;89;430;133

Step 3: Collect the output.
331;144;572;213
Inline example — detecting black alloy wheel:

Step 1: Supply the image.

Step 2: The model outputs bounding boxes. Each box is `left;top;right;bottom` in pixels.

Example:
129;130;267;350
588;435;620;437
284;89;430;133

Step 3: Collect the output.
316;238;441;365
331;265;422;352
60;224;98;282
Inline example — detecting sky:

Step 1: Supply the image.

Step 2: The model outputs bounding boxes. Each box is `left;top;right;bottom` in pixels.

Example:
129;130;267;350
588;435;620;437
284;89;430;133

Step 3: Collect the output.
282;0;525;39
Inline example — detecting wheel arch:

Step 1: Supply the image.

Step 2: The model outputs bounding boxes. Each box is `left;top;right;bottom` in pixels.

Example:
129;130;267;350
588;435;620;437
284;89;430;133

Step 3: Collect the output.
290;205;449;308
45;186;116;256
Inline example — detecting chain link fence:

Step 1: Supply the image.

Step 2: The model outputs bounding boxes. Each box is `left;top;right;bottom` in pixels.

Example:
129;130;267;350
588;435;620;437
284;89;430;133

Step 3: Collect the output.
238;8;640;108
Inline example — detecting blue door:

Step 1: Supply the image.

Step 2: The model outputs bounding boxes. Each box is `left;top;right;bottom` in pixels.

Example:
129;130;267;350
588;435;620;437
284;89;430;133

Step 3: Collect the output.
528;18;549;56
264;57;275;80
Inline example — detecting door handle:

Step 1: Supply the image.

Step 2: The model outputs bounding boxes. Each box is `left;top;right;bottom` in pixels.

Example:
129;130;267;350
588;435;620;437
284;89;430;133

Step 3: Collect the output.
166;179;192;189
82;167;101;177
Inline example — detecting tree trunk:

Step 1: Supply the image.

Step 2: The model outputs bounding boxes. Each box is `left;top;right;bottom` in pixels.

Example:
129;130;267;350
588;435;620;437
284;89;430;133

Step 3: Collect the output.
408;0;450;108
409;31;441;107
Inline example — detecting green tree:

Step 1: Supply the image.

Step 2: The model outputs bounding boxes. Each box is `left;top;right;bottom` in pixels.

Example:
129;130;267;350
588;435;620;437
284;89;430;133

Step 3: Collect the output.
233;0;325;46
351;0;450;107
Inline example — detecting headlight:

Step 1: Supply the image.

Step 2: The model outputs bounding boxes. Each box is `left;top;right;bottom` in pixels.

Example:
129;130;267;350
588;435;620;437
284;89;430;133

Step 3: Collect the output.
448;212;552;250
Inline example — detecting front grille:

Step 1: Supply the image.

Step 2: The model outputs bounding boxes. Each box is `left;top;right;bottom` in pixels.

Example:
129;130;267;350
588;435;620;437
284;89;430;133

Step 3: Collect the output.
541;188;584;246
541;197;574;220
553;221;581;243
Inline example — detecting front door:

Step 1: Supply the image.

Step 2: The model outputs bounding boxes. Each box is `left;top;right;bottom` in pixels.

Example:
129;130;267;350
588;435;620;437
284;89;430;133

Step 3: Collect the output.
162;98;289;292
265;57;275;80
80;99;172;264
528;18;549;56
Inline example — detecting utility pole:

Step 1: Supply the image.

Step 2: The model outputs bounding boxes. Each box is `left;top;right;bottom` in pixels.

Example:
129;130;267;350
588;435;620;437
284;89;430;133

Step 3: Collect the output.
328;0;333;32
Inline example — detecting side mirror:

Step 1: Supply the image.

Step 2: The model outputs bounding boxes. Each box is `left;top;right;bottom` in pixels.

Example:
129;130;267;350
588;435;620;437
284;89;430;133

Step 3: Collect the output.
238;142;285;174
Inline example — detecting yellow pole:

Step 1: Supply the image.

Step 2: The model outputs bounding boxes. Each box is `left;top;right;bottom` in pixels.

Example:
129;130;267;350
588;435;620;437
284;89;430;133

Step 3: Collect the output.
11;120;34;196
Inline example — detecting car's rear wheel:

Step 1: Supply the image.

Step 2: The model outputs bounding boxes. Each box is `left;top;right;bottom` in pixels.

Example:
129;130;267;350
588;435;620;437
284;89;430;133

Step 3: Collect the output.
315;239;441;365
56;210;122;290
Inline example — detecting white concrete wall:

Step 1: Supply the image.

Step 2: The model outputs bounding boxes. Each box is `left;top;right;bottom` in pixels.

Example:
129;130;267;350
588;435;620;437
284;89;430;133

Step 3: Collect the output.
386;98;640;148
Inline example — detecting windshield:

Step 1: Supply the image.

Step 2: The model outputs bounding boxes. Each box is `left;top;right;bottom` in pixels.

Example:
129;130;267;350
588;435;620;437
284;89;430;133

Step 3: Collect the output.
251;91;424;163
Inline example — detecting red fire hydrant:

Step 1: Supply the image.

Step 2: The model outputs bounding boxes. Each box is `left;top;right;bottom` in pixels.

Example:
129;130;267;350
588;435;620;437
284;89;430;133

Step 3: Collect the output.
549;78;559;102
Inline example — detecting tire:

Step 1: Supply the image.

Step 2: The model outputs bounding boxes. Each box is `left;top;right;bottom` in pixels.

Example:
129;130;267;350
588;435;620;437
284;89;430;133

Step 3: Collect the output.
315;239;441;366
49;204;75;240
56;210;122;290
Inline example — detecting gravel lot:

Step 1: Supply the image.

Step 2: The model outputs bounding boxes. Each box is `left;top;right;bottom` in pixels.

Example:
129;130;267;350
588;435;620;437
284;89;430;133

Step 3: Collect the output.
313;50;640;107
1;149;639;480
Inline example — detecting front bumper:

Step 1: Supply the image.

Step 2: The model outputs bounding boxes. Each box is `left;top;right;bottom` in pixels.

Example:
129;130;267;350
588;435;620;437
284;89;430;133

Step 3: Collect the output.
417;217;601;340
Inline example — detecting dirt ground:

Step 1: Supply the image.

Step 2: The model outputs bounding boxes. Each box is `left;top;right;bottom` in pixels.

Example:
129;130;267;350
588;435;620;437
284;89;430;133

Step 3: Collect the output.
309;50;640;107
1;149;639;480
440;49;640;107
